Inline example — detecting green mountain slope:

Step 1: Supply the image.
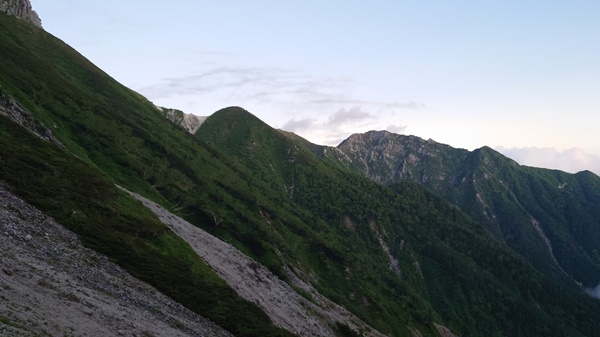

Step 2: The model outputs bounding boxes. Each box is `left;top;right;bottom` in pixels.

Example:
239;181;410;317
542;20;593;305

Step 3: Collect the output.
197;109;600;337
0;116;291;337
0;13;292;337
2;9;600;337
321;130;600;288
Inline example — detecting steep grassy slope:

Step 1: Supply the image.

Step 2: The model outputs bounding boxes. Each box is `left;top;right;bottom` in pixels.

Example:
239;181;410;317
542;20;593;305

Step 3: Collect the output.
0;114;292;337
197;108;600;337
0;13;293;337
195;108;437;336
320;130;600;288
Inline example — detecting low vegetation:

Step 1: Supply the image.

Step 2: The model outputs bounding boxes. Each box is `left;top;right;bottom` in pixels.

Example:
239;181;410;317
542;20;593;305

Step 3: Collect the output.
0;114;293;337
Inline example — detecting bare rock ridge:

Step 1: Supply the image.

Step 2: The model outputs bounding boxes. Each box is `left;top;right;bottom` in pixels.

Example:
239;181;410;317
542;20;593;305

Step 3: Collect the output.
434;323;459;337
0;0;41;27
0;184;232;337
122;187;390;337
337;130;469;185
156;106;206;134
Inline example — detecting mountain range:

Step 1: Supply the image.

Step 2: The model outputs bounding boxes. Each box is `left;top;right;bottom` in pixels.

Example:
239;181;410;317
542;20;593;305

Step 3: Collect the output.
1;4;600;337
306;130;600;288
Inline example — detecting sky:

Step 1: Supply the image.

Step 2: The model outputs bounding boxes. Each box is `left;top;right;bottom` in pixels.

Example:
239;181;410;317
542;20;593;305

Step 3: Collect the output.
33;1;600;175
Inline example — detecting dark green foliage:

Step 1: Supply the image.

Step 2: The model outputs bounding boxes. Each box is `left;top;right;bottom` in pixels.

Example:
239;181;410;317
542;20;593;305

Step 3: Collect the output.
456;149;600;287
312;130;600;289
198;110;600;337
336;323;364;337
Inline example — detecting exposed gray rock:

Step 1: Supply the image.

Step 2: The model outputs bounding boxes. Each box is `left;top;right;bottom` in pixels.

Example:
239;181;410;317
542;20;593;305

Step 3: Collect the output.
337;130;469;186
0;183;232;337
0;89;63;148
434;323;459;337
156;106;206;134
0;0;41;27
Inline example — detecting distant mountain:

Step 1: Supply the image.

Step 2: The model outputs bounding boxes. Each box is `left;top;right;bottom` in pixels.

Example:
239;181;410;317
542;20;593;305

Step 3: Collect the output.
197;110;600;337
2;6;600;337
303;130;600;288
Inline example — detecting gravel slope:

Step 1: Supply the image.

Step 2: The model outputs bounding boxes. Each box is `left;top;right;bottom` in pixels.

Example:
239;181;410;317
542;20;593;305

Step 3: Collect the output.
0;184;232;337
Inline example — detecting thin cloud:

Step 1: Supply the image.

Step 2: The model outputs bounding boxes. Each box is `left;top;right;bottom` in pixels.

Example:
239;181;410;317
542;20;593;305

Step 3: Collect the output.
282;118;316;133
137;63;425;114
495;146;600;176
386;124;408;134
137;62;421;146
327;133;358;147
199;50;239;57
137;65;345;102
309;98;426;110
327;107;374;127
277;105;411;147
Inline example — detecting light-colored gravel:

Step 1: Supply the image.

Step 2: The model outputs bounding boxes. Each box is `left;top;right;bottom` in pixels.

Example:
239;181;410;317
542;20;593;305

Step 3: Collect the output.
0;183;233;337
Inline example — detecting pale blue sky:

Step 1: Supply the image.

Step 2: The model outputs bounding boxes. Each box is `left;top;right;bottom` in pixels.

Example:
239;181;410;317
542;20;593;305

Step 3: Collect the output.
33;1;600;174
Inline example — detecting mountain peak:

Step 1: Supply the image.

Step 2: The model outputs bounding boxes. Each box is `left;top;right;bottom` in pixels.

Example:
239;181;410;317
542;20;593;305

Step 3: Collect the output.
342;129;394;142
202;106;271;135
340;130;441;148
336;130;468;185
338;130;452;157
211;106;256;120
0;0;41;27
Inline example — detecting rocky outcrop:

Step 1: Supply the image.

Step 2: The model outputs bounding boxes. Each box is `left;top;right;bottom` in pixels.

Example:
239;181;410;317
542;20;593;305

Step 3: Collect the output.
0;0;41;27
0;89;62;147
0;183;232;337
156;106;206;134
337;130;469;186
434;323;459;337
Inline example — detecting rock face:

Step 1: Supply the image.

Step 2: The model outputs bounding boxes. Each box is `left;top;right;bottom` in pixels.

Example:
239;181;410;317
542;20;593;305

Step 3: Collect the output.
156;106;206;134
0;89;62;147
434;323;459;337
337;130;469;187
0;0;41;27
